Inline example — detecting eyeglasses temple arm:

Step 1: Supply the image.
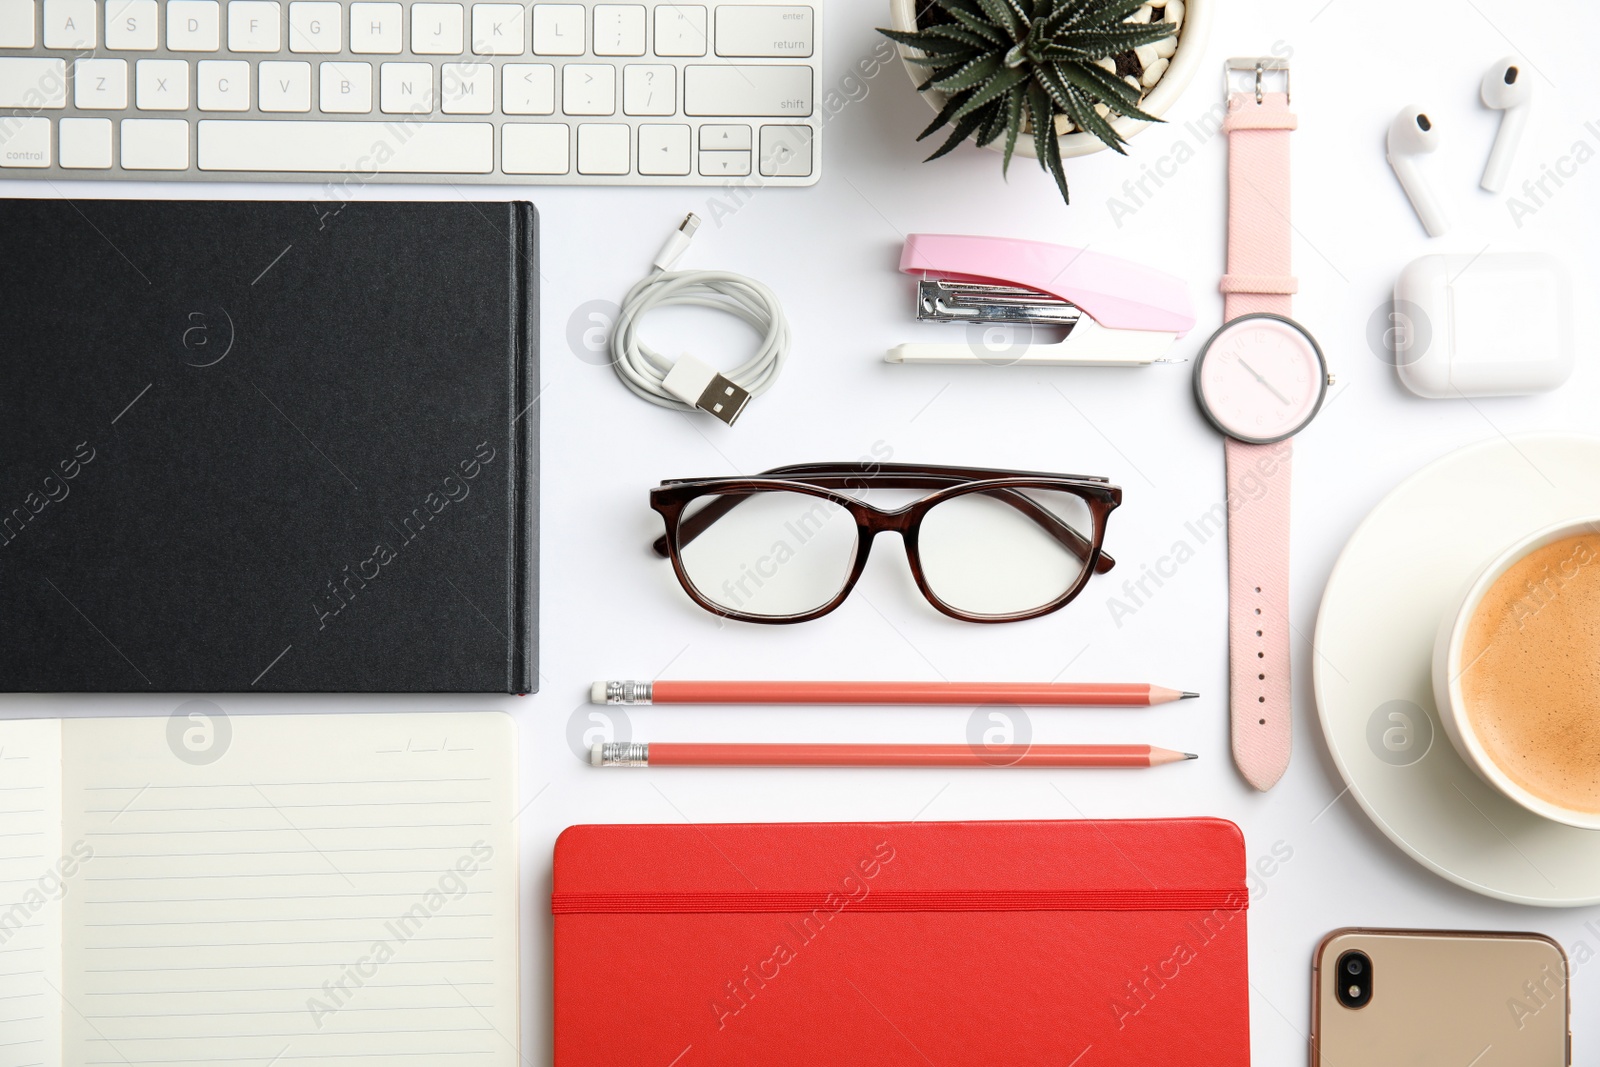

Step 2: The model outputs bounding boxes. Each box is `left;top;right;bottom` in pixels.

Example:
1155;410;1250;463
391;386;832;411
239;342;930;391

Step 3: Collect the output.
653;482;1115;571
651;490;754;557
988;488;1115;573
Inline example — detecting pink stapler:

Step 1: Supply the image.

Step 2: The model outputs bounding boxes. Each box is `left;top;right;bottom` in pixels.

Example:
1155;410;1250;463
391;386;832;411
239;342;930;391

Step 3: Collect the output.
886;234;1197;366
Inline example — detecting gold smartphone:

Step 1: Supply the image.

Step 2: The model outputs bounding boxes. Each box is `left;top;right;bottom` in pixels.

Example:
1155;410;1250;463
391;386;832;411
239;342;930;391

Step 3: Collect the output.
1312;928;1570;1066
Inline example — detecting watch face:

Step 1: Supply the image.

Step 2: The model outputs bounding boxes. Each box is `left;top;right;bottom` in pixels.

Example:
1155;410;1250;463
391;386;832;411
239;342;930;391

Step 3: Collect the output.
1195;314;1328;444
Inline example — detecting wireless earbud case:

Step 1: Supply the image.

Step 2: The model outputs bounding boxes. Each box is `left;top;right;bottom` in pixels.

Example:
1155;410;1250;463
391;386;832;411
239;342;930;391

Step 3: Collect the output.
1393;252;1573;398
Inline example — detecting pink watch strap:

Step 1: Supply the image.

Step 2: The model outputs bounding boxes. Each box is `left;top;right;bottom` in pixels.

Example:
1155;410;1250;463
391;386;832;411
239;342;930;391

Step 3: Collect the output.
1222;91;1297;322
1226;438;1292;789
1223;87;1298;791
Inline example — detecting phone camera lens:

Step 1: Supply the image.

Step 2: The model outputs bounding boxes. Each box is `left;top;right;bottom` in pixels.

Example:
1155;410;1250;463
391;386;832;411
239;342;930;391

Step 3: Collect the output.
1334;951;1373;1009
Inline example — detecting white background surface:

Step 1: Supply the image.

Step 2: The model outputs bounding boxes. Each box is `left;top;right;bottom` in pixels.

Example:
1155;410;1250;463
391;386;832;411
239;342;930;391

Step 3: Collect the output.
7;0;1600;1062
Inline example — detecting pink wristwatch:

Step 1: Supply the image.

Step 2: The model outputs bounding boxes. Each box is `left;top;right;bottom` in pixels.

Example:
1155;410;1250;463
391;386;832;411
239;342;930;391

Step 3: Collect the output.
1192;59;1332;792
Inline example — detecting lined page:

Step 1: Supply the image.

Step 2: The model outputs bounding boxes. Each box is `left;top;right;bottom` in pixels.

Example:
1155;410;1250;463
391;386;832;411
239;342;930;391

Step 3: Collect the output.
59;712;518;1067
0;718;63;1067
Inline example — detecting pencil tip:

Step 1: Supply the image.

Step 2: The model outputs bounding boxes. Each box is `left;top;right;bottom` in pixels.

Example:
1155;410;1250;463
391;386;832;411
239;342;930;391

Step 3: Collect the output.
1181;692;1200;699
1183;752;1198;760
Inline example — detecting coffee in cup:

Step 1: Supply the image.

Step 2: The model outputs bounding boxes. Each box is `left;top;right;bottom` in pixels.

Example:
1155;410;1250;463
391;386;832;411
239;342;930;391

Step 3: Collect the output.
1434;517;1600;828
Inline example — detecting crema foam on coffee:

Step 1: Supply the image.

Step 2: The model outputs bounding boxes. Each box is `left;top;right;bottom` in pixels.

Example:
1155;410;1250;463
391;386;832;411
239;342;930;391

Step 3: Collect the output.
1461;533;1600;814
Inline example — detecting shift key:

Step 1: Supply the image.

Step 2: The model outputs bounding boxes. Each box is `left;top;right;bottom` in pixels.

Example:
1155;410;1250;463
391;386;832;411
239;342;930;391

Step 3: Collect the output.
715;6;812;57
684;65;810;117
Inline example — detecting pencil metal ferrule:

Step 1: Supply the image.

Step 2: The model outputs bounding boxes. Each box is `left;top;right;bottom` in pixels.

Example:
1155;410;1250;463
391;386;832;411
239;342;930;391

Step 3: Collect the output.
594;742;650;767
602;681;653;705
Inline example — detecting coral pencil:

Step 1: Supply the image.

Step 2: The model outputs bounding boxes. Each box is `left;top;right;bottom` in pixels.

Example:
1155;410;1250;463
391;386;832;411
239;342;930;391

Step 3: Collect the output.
590;680;1198;707
592;743;1197;768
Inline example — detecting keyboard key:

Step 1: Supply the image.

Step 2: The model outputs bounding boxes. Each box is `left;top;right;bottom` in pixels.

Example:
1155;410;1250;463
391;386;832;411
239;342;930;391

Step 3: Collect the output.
121;116;189;168
75;58;129;108
198;58;249;108
288;0;339;51
197;118;492;171
502;122;566;173
379;61;431;113
531;3;581;55
43;0;94;46
593;4;643;56
167;0;220;49
637;122;688;175
759;122;810;175
0;0;36;47
258;58;310;109
106;0;159;48
621;63;672;115
576;122;627;174
0;58;65;108
684;64;809;116
715;5;811;57
440;60;491;113
0;116;50;167
411;2;461;54
59;116;113;167
228;0;279;50
698;148;747;176
501;62;552;114
319;59;370;111
136;58;189;109
561;63;612;116
653;4;704;56
470;2;521;55
699;123;749;150
348;1;399;52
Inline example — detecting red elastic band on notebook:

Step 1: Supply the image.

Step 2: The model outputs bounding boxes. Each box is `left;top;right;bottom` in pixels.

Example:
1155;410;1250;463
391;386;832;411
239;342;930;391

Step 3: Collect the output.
551;888;1248;914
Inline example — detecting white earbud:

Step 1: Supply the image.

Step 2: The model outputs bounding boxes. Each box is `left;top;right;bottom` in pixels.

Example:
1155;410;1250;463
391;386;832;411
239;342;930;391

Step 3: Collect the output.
1480;56;1531;193
1387;106;1448;237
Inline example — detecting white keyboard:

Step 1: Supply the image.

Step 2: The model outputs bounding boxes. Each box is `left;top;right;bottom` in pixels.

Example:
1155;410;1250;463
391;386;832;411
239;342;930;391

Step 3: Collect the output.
0;0;819;184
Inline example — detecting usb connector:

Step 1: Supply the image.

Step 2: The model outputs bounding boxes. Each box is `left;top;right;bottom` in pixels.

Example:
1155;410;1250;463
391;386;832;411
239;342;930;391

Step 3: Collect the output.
661;354;752;426
609;213;789;426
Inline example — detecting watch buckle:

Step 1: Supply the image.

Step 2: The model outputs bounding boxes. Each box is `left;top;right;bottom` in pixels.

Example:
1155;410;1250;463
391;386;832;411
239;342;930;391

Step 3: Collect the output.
1224;57;1290;105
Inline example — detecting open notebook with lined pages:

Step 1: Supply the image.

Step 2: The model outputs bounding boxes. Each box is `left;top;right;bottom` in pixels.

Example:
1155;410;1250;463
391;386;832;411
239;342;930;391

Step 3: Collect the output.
0;711;518;1067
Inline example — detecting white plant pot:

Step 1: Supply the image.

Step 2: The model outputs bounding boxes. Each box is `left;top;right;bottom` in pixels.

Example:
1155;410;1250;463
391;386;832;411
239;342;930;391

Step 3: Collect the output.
887;0;1213;160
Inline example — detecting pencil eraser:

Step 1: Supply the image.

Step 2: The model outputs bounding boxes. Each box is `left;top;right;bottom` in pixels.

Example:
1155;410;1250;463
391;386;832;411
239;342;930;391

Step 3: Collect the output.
589;742;604;767
589;681;607;704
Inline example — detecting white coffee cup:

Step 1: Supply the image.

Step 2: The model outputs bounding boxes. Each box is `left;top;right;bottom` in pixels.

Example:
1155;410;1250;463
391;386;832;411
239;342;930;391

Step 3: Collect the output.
1432;515;1600;830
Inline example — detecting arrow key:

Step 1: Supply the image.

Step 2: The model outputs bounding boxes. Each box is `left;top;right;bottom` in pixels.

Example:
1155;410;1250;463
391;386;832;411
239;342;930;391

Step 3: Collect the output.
698;123;751;150
698;148;750;176
638;123;689;175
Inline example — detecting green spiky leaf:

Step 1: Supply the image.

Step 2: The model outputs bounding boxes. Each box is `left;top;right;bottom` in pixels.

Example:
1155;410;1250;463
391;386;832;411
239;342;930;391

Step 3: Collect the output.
930;53;1005;92
1000;89;1025;175
951;65;1029;122
878;0;1179;206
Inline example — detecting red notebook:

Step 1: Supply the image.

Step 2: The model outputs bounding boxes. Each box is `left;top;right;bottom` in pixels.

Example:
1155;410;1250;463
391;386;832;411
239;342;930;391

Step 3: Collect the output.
553;818;1250;1066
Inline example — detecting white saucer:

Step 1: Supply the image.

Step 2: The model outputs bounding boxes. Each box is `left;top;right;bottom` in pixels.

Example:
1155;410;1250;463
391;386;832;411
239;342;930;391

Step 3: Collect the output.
1314;433;1600;907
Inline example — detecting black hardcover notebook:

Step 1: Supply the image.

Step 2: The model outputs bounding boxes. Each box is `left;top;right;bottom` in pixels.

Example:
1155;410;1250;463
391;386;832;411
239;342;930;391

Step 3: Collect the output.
0;199;538;693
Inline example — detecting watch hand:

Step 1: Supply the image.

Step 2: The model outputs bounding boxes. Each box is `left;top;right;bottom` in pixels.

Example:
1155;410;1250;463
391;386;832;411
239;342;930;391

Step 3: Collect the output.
1238;358;1291;406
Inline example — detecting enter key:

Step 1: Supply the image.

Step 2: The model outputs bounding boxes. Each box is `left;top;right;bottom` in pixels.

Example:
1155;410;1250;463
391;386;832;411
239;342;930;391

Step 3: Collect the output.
714;5;813;57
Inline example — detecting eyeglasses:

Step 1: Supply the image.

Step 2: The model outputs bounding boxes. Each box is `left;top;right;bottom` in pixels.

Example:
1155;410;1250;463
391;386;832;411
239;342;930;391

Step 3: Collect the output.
650;462;1120;624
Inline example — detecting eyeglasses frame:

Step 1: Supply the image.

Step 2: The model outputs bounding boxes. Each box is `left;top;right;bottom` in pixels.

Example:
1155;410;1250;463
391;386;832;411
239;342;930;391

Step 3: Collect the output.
649;462;1121;624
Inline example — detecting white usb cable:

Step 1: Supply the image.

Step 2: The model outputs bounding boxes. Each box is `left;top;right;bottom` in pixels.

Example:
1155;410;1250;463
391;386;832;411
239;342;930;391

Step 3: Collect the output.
608;213;790;425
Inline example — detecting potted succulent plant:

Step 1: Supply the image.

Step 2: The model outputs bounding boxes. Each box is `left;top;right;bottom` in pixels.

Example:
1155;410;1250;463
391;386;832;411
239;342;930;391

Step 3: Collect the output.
882;0;1211;203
